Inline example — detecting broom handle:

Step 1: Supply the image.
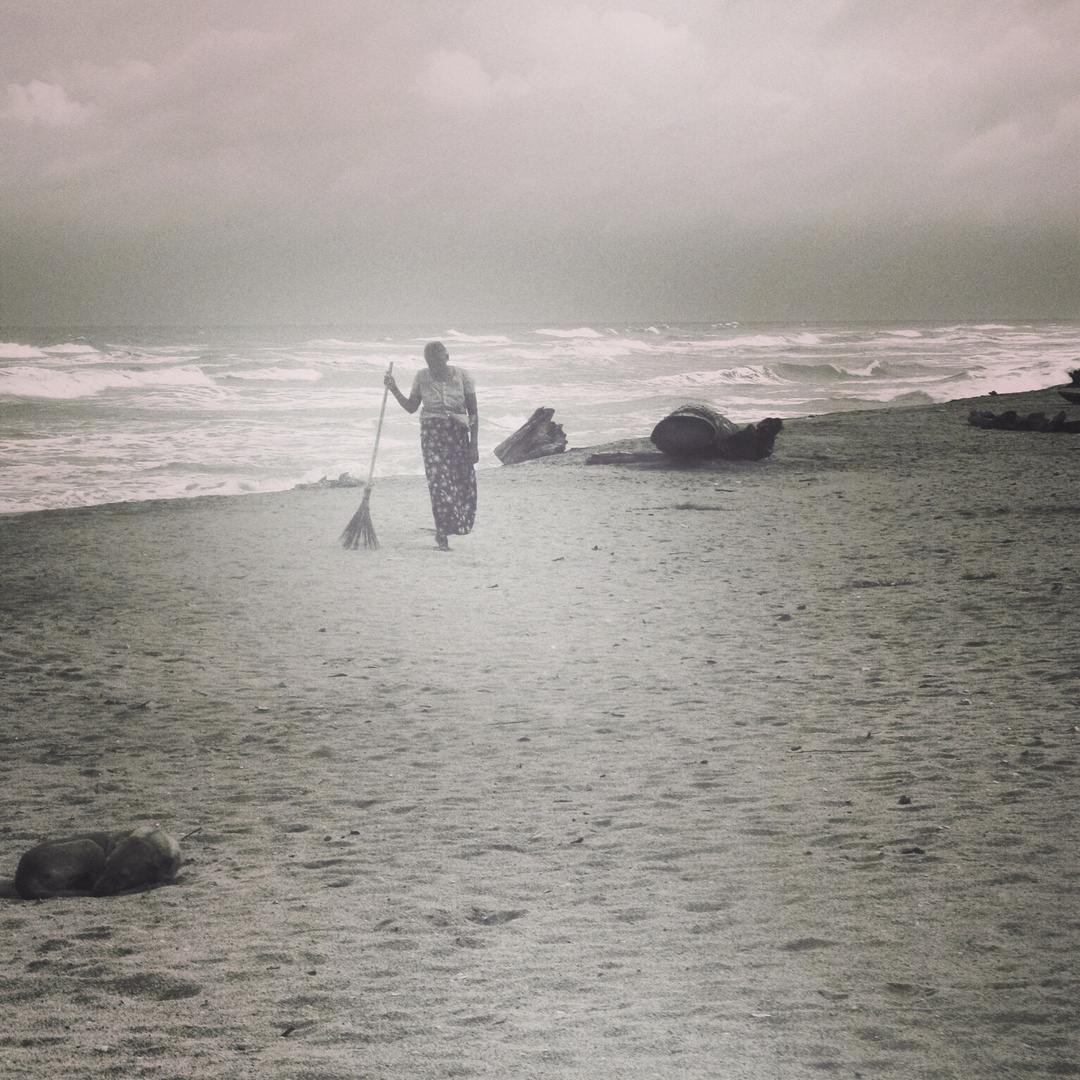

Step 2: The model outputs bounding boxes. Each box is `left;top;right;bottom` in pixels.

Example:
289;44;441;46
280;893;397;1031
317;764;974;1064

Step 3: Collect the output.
365;362;395;490
365;362;393;490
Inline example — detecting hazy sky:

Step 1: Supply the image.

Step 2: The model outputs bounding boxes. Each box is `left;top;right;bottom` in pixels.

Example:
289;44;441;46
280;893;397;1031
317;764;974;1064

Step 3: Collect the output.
2;0;1079;325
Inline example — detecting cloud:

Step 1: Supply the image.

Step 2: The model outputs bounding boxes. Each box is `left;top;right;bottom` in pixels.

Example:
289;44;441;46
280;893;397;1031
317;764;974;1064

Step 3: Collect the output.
414;50;529;110
8;3;1079;228
3;80;94;127
523;6;701;94
1;0;1078;322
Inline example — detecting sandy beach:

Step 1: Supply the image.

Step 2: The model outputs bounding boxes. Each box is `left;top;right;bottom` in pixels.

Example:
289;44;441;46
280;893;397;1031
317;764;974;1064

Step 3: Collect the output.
2;384;1079;1079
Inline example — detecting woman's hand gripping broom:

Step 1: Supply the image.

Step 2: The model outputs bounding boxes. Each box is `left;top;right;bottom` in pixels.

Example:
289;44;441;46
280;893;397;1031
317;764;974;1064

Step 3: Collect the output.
341;362;393;550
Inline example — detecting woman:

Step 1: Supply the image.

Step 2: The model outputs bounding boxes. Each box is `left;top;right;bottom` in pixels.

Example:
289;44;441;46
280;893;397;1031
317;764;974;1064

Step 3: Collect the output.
385;341;479;550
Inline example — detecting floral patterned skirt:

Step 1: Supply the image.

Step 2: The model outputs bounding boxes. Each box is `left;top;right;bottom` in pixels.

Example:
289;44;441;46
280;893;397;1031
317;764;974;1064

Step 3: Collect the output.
420;417;476;536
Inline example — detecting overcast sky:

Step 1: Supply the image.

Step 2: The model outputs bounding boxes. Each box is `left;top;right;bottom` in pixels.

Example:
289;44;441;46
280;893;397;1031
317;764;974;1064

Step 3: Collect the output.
2;0;1079;325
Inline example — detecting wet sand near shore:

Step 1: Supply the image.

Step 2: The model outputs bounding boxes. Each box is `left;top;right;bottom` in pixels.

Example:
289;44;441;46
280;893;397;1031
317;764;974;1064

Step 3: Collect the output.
1;385;1079;1079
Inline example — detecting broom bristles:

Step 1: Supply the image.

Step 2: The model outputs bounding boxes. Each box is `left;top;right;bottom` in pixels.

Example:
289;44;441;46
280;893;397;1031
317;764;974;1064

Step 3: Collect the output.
341;487;378;550
343;365;392;551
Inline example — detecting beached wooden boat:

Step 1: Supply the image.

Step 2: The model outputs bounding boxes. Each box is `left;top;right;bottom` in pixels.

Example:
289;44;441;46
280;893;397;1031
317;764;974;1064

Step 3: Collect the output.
650;403;783;461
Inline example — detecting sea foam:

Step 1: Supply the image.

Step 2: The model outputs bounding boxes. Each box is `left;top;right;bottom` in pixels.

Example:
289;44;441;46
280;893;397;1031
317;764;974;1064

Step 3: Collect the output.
2;321;1078;513
0;364;216;400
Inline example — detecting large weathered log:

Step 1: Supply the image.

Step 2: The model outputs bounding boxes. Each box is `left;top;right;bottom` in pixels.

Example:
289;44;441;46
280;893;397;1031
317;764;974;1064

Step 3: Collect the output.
650;403;782;461
713;417;784;461
494;407;568;465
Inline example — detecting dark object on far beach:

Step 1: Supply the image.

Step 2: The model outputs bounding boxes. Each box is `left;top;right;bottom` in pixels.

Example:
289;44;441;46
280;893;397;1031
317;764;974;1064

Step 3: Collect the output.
494;407;568;465
968;409;1080;433
1068;368;1080;386
651;403;783;461
15;826;182;900
1059;390;1080;405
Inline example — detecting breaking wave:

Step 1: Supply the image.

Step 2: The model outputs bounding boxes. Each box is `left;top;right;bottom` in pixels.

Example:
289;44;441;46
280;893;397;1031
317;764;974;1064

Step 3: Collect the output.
2;320;1077;512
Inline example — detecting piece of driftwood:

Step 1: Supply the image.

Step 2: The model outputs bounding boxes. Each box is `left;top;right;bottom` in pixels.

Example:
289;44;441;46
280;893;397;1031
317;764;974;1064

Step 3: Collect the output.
712;417;784;460
294;472;363;490
585;451;667;465
650;403;783;461
1059;390;1080;405
968;409;1080;433
494;407;567;464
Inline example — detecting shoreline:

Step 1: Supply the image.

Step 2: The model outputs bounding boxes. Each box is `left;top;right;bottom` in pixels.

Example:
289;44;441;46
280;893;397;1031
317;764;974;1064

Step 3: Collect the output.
4;381;1078;522
5;317;1079;518
2;382;1079;1079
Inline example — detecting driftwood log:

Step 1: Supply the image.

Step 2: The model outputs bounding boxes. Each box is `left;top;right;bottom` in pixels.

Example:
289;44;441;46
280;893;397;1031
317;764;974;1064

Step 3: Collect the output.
650;403;783;461
494;408;567;465
968;409;1080;433
586;451;666;465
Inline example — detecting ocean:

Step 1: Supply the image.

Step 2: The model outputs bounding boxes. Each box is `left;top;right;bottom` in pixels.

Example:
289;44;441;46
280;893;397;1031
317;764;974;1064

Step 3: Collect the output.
2;321;1078;514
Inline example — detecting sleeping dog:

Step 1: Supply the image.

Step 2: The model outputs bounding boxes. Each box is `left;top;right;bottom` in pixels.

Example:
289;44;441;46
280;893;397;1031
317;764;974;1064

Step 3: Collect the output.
15;826;182;900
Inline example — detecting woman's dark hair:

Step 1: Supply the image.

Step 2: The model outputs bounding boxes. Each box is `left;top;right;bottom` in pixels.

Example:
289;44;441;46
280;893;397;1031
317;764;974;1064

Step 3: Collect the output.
424;341;446;362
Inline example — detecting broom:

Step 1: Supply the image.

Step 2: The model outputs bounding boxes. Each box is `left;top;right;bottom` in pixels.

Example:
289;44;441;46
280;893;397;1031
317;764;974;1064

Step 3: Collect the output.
341;361;393;550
